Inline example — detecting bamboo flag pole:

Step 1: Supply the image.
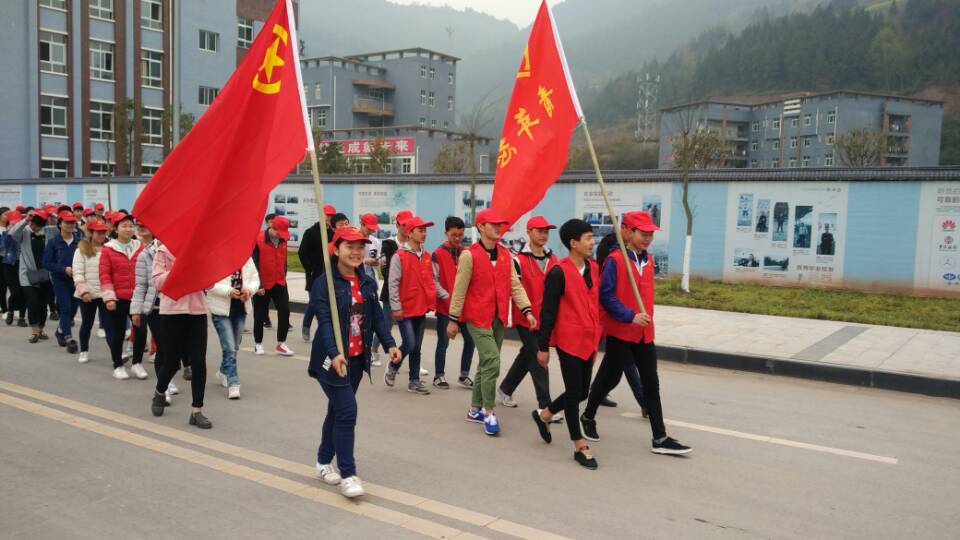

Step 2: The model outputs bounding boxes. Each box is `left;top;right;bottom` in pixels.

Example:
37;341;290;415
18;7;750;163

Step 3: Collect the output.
308;148;345;356
580;117;648;317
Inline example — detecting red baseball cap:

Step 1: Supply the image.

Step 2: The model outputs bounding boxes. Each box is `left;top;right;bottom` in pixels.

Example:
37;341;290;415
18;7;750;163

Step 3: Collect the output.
333;226;373;245
395;210;414;226
403;216;434;230
58;211;78;223
475;209;509;226
4;210;22;224
82;208;96;217
86;219;109;232
15;205;26;212
104;210;115;220
110;212;134;225
526;216;556;231
34;209;50;221
359;213;380;231
95;203;105;211
44;204;57;214
72;202;84;210
271;215;291;241
324;204;337;216
622;211;661;232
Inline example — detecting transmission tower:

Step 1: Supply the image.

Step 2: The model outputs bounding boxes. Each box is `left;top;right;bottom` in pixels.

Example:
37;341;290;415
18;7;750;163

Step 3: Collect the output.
636;72;660;143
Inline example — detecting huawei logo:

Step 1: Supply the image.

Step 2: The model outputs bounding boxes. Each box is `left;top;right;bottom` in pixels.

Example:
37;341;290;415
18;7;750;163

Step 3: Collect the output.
943;220;957;232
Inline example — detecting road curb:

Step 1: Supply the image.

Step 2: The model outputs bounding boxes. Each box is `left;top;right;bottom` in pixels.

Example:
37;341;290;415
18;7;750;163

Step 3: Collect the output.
289;301;960;400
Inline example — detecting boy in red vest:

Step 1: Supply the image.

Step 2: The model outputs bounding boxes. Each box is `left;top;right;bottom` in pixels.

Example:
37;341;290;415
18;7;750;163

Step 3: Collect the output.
530;219;603;469
252;215;295;357
581;211;691;455
385;216;446;395
432;216;474;389
447;209;534;436
498;216;558;412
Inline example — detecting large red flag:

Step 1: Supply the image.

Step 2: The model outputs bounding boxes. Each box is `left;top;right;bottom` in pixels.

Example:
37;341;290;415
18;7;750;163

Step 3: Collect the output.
490;0;582;227
133;0;311;299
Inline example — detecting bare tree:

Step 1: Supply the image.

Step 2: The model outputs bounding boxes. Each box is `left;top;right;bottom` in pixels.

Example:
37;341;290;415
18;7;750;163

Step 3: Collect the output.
835;128;886;167
366;136;394;174
432;141;470;173
457;92;498;223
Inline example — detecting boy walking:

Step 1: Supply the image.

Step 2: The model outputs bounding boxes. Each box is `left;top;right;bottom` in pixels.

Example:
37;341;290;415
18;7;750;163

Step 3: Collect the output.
432;216;474;389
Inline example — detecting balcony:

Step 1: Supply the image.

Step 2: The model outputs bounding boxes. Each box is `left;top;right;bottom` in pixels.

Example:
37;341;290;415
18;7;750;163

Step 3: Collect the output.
353;97;394;117
352;79;397;90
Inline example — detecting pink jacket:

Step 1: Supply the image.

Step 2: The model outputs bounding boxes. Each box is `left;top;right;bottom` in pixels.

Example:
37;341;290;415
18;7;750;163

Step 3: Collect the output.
152;245;209;315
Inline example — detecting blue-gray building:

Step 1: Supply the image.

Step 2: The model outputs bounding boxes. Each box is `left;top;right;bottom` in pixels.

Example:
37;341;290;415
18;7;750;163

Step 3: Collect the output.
658;91;944;169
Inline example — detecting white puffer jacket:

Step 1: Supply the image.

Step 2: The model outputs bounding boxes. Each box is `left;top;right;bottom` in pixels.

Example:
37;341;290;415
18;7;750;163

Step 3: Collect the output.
207;258;260;317
72;246;103;299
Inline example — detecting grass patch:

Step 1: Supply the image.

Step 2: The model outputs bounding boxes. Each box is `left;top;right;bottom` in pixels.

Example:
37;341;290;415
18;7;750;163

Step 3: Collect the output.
655;278;960;332
287;251;304;273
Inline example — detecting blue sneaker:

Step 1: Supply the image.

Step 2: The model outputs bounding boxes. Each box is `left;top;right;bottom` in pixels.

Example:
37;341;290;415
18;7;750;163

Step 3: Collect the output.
466;408;485;424
483;412;501;436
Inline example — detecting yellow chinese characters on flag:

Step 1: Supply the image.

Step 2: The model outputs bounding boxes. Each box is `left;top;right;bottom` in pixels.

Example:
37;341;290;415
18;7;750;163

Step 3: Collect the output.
491;0;583;227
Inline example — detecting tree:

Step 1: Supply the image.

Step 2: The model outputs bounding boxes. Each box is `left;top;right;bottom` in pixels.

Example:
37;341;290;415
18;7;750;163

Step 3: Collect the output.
113;98;139;176
458;93;497;223
432;141;471;173
940;116;960;166
670;110;729;293
866;26;909;91
317;140;351;174
835;128;886;167
366;136;393;174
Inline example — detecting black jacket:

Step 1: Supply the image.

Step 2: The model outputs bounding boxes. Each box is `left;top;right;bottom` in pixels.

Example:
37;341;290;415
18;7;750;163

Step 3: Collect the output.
298;222;334;290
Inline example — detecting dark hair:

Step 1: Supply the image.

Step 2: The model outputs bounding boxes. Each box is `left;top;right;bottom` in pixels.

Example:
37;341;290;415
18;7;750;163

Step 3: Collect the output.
264;213;276;223
31;215;48;227
0;206;9;214
331;213;349;226
444;216;465;231
560;219;593;249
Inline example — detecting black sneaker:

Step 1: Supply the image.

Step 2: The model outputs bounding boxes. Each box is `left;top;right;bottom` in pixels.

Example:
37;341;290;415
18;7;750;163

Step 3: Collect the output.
531;410;552;443
432;376;450;389
28;334;41;344
652;437;692;455
49;311;59;321
151;391;166;417
183;366;193;381
55;331;67;347
66;339;79;354
457;376;474;388
641;407;649;418
599;396;617;408
38;332;49;341
17;318;28;327
189;412;213;429
263;319;272;329
580;415;599;441
5;312;12;326
573;448;598;470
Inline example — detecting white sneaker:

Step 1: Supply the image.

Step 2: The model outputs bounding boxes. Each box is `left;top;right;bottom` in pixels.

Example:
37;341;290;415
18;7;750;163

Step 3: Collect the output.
78;352;89;364
164;389;172;405
216;370;229;388
340;475;365;498
130;363;149;380
497;388;518;408
97;328;106;339
227;385;240;400
112;366;130;380
124;328;131;339
254;343;264;355
419;367;429;376
167;381;180;395
371;352;383;367
276;342;294;356
122;342;133;361
316;463;342;486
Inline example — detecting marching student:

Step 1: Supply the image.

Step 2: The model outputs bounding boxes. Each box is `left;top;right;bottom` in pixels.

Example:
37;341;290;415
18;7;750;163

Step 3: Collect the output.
0;209;8;318
9;209;55;343
529;219;603;469
309;227;401;499
580;211;691;455
94;203;106;221
432;216;475;388
208;257;260;399
43;210;81;353
498;216;558;411
99;212;146;380
385;216;445;394
129;224;159;373
150;244;212;429
2;210;28;327
71;202;84;224
299;204;337;341
378;210;426;376
447;209;535;436
253;215;294;356
72;219;111;364
358;213;384;364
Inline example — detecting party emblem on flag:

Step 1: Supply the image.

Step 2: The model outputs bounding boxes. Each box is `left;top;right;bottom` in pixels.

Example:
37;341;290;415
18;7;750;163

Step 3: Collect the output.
253;24;289;95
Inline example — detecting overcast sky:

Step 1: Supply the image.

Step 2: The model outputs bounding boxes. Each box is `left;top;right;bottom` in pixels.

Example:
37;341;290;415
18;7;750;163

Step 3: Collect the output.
385;0;566;27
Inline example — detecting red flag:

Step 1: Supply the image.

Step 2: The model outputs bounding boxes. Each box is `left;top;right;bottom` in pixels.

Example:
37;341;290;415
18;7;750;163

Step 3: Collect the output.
490;0;582;227
133;0;311;299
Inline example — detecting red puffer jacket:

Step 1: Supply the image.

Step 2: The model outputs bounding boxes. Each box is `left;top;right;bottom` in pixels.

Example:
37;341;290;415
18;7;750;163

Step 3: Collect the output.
99;239;144;303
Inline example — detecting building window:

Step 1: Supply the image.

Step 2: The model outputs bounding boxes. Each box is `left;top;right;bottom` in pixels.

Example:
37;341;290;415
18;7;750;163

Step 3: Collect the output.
198;86;219;105
313;82;321;100
41;158;69;178
826;134;835;146
790;137;798;149
40;31;68;74
40;0;67;10
89;101;114;141
199;30;219;52
420;90;427;106
429;67;436;79
418;117;426;128
772;118;781;130
443;121;449;129
317;108;326;128
141;164;160;175
751;121;759;132
750;141;759;151
788;157;797;168
431;119;437;128
448;73;454;85
142;0;162;30
238;17;253;48
90;0;114;20
771;158;780;167
802;156;811;168
447;96;454;111
40;95;68;137
750;160;758;168
141;50;163;88
825;153;834;166
790;117;799;128
428;92;436;108
804;114;812;127
827;111;836;124
772;140;780;150
804;137;813;148
90;41;114;81
419;65;427;78
90;161;115;177
401;157;413;174
142;108;163;146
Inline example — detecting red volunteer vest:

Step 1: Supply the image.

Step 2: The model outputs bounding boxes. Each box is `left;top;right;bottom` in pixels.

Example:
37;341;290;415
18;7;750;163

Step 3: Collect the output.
432;243;462;316
460;242;512;329
549;258;602;360
398;248;436;318
600;250;655;344
512;251;557;329
256;232;287;290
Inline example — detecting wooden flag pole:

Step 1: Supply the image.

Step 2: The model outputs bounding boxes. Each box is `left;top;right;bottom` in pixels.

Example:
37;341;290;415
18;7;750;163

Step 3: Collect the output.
580;117;648;317
308;148;345;356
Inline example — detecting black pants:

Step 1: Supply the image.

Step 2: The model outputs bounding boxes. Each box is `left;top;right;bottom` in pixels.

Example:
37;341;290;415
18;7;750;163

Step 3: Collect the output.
584;336;666;440
131;310;152;365
500;326;552;408
253;284;289;344
1;264;24;318
155;314;208;409
144;311;164;378
547;348;594;441
23;282;54;328
0;262;7;312
106;300;133;368
78;299;110;352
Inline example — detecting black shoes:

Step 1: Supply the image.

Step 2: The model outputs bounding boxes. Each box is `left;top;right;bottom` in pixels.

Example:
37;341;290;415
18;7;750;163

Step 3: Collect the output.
66;339;78;354
531;410;552;443
55;331;67;347
263;319;272;329
151;391;166;417
599;396;617;408
652;437;692;455
49;311;59;321
17;318;27;327
189;412;212;429
183;366;193;381
573;448;598;470
28;334;40;344
580;415;599;441
38;332;49;341
4;312;12;325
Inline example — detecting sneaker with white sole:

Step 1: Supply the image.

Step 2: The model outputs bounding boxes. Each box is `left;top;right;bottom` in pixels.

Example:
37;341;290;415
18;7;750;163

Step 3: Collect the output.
216;370;229;388
301;327;311;342
458;376;474;388
316;463;342;485
432;376;450;389
164;388;173;405
371;352;383;367
97;328;106;339
466;408;486;424
122;342;133;361
652;437;692;456
497;388;518;408
78;352;89;364
483;412;501;436
112;366;130;380
419;367;429;376
254;343;264;355
167;381;180;395
384;367;397;387
340;476;365;498
227;385;240;400
407;381;430;395
130;363;149;380
276;342;294;356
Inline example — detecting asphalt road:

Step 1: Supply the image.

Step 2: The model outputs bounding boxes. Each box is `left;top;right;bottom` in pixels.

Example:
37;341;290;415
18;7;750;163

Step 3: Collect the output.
1;312;957;540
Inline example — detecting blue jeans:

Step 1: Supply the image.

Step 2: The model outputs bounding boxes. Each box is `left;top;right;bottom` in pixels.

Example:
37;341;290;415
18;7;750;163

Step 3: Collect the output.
303;300;315;332
212;312;245;386
317;361;363;478
52;277;78;338
392;315;426;382
435;313;474;378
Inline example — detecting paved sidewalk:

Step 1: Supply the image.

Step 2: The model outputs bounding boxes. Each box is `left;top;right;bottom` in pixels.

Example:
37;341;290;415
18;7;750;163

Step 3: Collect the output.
286;272;960;397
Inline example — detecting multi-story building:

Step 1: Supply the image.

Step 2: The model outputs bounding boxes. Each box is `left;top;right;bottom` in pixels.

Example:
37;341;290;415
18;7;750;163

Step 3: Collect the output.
658;91;944;169
299;48;493;174
0;0;281;179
